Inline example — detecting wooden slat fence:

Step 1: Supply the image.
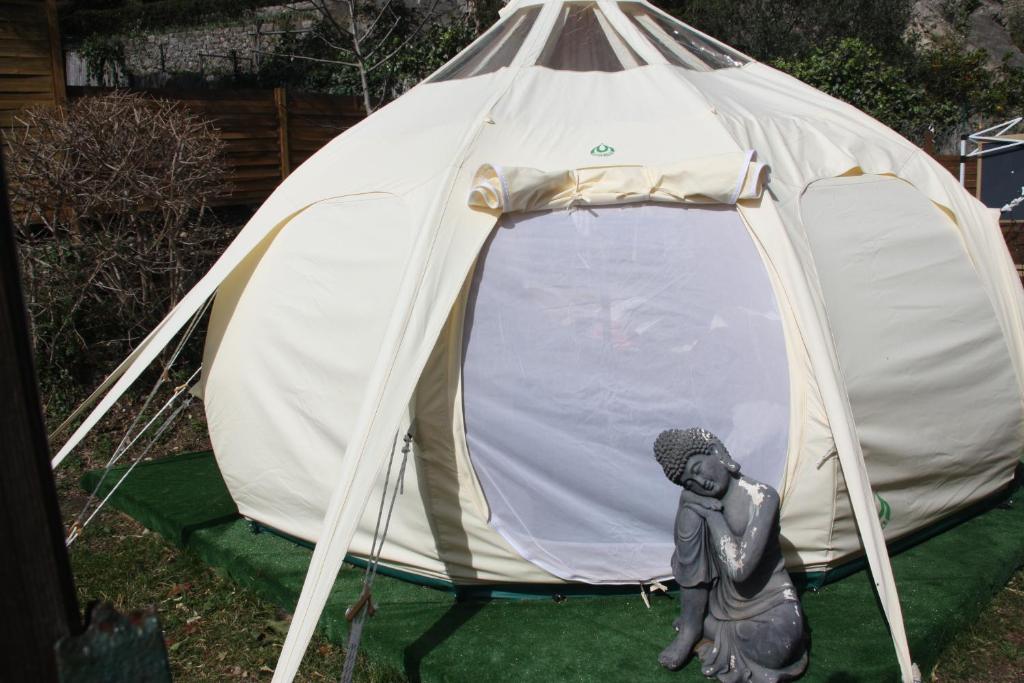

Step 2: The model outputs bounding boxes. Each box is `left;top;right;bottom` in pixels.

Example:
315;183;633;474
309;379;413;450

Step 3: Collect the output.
64;86;365;204
934;154;980;198
286;92;366;176
934;152;1024;280
0;0;65;127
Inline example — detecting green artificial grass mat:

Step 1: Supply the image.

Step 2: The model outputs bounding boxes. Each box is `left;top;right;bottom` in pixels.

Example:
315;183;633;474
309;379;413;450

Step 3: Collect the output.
81;451;1024;682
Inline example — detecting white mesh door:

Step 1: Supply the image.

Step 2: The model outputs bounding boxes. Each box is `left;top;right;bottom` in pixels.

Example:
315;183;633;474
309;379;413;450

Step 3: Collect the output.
461;202;790;583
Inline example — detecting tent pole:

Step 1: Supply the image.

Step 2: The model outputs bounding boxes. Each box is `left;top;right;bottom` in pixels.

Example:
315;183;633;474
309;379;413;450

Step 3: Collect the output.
736;198;919;683
960;135;967;187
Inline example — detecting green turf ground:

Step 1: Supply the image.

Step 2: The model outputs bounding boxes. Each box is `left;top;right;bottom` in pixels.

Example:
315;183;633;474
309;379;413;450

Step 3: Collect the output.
82;451;1024;682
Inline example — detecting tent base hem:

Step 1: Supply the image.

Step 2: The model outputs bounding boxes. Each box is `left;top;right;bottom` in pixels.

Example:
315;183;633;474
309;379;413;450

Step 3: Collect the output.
78;450;1024;681
247;470;1022;597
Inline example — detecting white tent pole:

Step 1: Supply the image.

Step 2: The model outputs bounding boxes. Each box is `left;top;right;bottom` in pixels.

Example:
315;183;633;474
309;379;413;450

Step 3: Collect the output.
598;0;665;66
959;136;967;187
738;198;918;683
267;197;499;683
269;4;564;680
50;210;303;469
49;325;161;441
50;289;214;468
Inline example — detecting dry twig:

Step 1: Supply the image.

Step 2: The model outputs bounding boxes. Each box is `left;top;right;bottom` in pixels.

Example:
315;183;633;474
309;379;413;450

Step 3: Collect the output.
3;92;231;409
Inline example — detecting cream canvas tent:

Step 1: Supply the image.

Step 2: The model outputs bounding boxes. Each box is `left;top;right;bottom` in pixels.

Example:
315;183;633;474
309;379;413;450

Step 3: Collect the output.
52;1;1024;681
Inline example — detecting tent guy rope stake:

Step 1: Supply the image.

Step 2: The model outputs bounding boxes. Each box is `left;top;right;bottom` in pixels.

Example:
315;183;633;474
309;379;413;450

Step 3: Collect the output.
339;430;412;683
639;580;669;609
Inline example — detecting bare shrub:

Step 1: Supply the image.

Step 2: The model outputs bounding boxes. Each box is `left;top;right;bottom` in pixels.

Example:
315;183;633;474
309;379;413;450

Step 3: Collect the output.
3;92;233;408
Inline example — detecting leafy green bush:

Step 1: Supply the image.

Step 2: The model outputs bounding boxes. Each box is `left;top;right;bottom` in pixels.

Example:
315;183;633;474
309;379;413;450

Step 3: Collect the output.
80;35;129;86
657;0;914;60
772;38;959;143
772;34;1024;147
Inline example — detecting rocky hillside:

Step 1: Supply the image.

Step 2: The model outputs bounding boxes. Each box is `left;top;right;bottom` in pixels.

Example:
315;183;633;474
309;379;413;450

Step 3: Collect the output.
912;0;1024;67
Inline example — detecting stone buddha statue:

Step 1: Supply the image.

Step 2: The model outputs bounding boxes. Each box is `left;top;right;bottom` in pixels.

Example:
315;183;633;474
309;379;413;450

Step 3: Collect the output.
653;428;808;682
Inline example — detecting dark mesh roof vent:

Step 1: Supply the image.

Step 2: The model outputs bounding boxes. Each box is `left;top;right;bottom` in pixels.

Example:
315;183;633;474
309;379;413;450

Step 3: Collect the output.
537;2;646;72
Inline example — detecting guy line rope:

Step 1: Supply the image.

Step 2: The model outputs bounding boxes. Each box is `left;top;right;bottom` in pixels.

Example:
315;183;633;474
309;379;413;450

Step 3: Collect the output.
64;297;212;546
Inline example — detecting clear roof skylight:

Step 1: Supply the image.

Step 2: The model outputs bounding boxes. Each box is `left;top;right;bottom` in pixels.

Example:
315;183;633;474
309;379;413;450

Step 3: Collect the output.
619;3;747;71
427;1;747;82
429;6;541;82
537;2;646;72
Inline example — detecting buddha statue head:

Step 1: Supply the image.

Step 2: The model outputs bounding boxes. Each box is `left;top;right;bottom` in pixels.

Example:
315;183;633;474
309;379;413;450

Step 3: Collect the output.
653;428;740;499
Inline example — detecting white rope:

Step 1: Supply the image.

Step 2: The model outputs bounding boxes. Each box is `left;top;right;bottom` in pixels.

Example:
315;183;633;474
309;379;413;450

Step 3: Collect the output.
66;366;202;546
1002;188;1024;213
63;295;211;543
339;431;412;683
68;387;197;548
102;367;201;473
107;296;212;457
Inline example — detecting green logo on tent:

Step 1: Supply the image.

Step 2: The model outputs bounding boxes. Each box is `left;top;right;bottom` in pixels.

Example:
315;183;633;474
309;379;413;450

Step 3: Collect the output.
590;143;615;157
875;493;892;529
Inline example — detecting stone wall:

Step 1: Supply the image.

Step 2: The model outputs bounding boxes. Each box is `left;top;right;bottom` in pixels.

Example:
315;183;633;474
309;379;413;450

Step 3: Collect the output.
66;3;319;87
911;0;1024;69
65;1;468;87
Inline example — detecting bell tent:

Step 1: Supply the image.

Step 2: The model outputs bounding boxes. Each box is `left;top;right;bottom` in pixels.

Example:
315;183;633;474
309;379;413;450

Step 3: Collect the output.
52;1;1024;681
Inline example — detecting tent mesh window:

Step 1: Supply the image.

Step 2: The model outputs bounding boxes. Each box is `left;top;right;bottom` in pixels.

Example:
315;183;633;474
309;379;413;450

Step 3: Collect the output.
429;6;541;82
536;2;646;72
461;203;790;583
619;3;747;71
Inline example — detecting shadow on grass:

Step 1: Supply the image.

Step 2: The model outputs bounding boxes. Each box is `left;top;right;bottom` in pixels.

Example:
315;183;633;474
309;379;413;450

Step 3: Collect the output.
180;513;241;544
402;599;491;683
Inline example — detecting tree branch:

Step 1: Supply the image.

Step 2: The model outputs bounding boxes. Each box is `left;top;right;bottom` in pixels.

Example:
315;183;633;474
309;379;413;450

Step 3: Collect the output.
360;16;403;61
253;49;360;68
309;0;355;41
358;0;397;43
313;31;357;56
365;0;441;71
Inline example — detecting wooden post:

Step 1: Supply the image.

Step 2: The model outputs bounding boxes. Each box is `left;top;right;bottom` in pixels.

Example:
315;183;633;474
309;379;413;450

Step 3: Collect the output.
922;130;935;156
45;0;67;106
0;138;80;681
976;151;984;200
275;86;290;180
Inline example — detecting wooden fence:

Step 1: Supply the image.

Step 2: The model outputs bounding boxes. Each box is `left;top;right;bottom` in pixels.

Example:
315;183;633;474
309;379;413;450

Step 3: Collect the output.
0;40;1002;216
0;4;1002;211
66;86;365;204
0;0;65;127
935;154;980;198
